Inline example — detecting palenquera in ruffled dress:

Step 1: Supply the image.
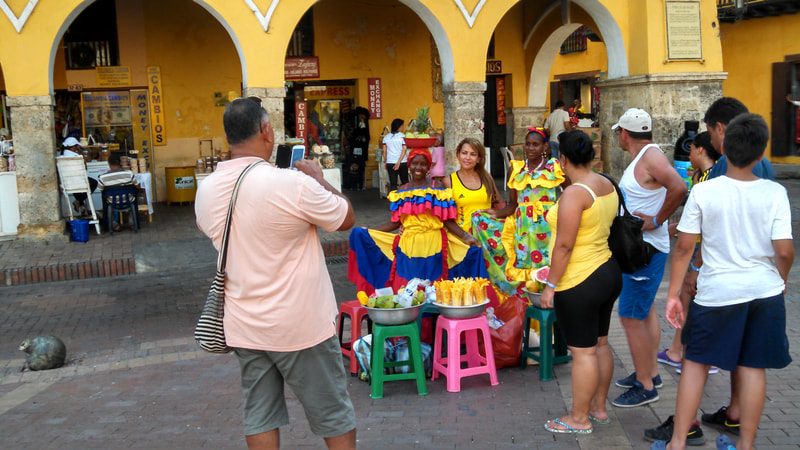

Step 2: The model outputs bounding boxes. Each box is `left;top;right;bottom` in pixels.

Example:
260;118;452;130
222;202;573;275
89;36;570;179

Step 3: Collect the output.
348;184;488;293
471;158;565;300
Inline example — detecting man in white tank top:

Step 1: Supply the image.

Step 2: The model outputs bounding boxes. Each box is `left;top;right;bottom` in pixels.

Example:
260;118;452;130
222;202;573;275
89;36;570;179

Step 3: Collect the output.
610;108;688;408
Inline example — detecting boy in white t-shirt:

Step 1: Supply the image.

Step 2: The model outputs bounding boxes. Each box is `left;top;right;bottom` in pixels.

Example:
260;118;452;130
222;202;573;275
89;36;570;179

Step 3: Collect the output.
653;113;794;450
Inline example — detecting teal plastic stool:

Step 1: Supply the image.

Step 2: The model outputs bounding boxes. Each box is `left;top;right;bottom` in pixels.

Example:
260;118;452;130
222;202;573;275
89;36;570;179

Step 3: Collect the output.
370;322;429;399
416;303;440;343
520;306;571;381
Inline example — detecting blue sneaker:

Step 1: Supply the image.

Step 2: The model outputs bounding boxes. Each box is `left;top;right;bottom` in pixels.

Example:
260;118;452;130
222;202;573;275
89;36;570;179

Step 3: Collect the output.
615;372;663;389
612;381;659;407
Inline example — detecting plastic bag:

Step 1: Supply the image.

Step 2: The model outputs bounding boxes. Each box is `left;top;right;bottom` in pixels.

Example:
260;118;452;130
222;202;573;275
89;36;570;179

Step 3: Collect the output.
352;334;432;382
487;294;528;369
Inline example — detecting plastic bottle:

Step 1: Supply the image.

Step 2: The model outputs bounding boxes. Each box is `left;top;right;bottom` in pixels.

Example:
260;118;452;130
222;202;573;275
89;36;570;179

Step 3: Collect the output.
674;120;698;189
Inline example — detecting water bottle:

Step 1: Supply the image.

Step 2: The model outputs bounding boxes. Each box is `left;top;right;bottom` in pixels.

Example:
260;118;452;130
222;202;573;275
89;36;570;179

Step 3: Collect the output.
674;120;698;189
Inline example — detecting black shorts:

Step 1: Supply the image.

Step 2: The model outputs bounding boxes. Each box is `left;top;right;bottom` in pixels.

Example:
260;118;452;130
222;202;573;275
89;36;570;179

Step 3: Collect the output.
553;258;623;348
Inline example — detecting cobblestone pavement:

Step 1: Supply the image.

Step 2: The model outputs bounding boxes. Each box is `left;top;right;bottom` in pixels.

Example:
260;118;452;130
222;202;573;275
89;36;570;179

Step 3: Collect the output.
0;181;799;448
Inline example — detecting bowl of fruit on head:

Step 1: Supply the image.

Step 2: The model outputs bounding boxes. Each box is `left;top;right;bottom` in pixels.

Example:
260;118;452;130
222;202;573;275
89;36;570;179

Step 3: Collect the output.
360;287;427;325
404;105;438;149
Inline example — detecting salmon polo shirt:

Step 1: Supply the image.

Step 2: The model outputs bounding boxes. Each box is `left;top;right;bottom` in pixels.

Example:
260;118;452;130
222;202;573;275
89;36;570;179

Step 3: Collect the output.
195;157;348;352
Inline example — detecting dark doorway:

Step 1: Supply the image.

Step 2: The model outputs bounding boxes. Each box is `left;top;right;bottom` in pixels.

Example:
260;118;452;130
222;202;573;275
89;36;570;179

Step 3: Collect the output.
484;75;508;178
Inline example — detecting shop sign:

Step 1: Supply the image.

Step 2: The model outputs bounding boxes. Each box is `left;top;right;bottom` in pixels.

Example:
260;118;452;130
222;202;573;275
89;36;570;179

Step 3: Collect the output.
486;60;502;74
67;84;83;92
147;66;166;146
304;85;352;100
174;176;195;190
285;57;320;80
368;78;382;120
96;66;131;88
81;91;132;127
295;101;307;147
130;89;151;173
496;78;506;126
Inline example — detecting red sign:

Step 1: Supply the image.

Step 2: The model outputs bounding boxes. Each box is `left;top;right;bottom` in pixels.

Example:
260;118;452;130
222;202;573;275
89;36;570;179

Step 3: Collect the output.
295;101;308;147
285;57;320;80
368;78;382;120
67;84;84;92
496;78;506;126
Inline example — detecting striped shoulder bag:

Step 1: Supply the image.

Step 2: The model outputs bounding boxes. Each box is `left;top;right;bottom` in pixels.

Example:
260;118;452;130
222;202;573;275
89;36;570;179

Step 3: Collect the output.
195;160;265;353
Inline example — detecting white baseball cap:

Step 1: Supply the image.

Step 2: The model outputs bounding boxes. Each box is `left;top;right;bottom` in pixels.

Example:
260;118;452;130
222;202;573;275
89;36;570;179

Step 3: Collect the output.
63;137;80;147
612;108;652;133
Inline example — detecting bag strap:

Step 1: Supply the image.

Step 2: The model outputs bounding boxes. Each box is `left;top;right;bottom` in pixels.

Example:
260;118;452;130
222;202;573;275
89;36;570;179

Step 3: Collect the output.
599;173;631;217
217;160;267;271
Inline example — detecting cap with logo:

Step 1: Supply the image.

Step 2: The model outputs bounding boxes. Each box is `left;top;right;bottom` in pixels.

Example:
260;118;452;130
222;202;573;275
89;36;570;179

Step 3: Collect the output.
611;108;652;133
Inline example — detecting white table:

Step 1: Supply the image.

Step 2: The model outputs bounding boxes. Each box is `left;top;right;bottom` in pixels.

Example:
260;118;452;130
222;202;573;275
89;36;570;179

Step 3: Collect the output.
0;171;19;237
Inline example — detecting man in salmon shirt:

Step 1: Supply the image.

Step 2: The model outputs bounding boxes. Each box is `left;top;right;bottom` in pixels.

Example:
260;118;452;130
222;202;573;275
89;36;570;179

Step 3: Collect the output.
195;97;356;449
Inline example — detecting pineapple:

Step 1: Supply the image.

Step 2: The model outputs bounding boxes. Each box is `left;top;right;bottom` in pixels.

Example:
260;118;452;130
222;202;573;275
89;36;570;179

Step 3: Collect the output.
413;106;431;137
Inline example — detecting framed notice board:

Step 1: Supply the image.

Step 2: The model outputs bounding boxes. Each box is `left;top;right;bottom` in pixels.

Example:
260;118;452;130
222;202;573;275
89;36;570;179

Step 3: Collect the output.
666;1;702;61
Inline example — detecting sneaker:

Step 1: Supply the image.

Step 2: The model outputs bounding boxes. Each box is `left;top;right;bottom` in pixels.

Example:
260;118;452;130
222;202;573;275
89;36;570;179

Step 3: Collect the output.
676;364;720;374
612;381;659;407
644;415;706;445
657;348;681;367
701;406;740;436
615;372;663;389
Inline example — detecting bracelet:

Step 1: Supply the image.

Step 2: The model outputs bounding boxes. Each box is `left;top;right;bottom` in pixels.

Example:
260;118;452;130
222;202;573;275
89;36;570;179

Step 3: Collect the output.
690;263;701;272
545;280;557;289
653;216;661;228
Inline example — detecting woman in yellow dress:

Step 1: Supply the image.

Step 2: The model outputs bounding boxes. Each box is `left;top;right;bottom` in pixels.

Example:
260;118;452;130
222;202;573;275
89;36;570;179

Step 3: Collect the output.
443;138;503;234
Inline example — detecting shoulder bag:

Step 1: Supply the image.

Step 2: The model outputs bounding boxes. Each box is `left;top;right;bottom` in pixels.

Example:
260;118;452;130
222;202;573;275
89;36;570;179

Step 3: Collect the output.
195;160;265;353
600;173;652;274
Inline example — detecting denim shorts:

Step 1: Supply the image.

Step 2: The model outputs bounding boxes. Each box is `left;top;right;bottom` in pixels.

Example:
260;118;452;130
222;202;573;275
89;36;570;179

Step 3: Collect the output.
618;251;668;319
234;335;356;437
682;294;792;371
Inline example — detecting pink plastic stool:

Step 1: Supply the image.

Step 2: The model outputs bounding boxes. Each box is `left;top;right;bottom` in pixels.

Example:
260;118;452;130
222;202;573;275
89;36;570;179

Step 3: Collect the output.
431;315;499;392
337;300;372;374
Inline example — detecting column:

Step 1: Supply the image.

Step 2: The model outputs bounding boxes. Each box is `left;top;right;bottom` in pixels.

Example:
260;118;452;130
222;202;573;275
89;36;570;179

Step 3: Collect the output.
443;82;486;174
597;72;726;178
7;95;63;238
505;106;549;145
244;86;285;148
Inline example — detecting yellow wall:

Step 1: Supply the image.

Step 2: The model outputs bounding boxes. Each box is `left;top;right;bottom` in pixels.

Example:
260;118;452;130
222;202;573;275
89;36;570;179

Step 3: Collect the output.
721;14;800;161
494;4;528;109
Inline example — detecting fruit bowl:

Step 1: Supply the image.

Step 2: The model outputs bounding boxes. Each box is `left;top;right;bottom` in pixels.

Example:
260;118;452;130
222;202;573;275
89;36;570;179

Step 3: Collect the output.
436;299;489;319
365;303;424;325
522;289;544;308
404;137;438;148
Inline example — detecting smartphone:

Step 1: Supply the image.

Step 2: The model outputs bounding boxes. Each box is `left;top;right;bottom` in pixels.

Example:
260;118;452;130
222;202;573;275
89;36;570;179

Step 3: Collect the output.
276;145;305;169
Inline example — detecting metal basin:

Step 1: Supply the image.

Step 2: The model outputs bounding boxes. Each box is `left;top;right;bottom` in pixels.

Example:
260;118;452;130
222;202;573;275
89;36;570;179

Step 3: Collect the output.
522;289;544;308
364;303;423;325
436;300;489;319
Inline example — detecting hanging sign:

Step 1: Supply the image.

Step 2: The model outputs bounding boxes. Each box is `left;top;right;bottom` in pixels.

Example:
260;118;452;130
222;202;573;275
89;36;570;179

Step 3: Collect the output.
368;78;383;120
486;60;502;74
81;91;131;127
296;101;308;147
147;66;166;146
285;57;320;80
496;78;506;126
304;85;353;99
96;66;131;88
130;89;151;173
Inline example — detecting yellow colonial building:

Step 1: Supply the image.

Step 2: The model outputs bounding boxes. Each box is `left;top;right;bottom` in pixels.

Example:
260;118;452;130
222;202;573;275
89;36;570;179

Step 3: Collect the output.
0;0;749;237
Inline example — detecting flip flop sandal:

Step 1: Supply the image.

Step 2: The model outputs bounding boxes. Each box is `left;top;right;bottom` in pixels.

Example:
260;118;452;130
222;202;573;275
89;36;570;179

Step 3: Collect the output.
544;418;592;434
589;413;611;424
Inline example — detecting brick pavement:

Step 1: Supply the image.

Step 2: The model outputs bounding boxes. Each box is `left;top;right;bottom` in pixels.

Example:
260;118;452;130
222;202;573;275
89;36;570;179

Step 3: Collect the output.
0;181;799;448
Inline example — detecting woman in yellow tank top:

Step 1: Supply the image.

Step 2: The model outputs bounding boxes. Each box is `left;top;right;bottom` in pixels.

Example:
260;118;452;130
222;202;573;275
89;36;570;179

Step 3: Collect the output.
442;138;502;233
538;130;622;435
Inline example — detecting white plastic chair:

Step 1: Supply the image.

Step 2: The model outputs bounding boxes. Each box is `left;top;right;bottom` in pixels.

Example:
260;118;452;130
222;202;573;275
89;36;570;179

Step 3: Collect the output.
500;146;516;191
56;156;101;234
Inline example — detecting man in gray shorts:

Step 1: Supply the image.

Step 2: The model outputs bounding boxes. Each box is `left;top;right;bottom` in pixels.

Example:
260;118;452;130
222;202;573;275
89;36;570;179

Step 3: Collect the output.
196;97;357;449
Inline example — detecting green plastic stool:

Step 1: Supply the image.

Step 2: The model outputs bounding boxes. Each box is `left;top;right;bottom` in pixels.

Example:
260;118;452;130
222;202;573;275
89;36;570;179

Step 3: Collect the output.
520;306;571;381
370;321;429;399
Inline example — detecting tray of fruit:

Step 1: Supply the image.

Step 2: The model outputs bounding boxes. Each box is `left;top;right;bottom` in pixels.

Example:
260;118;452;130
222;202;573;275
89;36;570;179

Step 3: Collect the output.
403;136;438;148
358;288;427;325
433;278;491;319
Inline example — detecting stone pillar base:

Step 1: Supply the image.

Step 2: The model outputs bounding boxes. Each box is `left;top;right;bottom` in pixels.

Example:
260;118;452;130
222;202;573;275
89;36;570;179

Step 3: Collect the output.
506;106;549;145
17;222;69;241
443;82;486;174
597;72;726;178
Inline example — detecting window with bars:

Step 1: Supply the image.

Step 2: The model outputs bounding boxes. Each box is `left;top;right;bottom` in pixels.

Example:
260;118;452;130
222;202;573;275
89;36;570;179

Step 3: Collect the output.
63;0;119;70
560;26;587;54
287;10;314;57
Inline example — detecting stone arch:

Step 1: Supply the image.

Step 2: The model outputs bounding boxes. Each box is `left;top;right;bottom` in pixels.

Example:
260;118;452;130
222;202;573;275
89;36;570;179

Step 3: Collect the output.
46;0;247;92
526;0;628;106
398;0;454;86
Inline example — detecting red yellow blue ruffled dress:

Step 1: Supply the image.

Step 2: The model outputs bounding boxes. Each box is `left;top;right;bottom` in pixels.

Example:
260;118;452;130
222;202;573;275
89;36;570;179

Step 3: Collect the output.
348;185;488;293
471;158;565;301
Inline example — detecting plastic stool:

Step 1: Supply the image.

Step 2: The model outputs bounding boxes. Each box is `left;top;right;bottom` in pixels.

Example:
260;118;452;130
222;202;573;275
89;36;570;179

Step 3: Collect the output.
370;322;428;399
337;300;372;374
520;306;571;381
431;315;499;392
